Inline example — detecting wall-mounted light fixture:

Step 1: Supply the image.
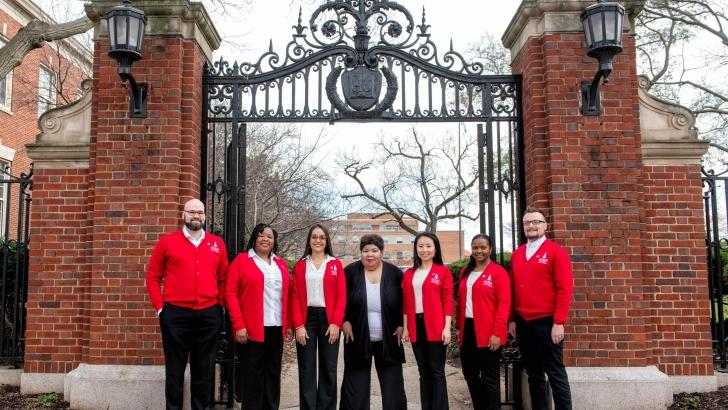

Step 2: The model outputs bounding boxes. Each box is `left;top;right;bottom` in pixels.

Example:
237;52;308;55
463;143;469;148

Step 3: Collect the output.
104;0;147;118
580;0;625;116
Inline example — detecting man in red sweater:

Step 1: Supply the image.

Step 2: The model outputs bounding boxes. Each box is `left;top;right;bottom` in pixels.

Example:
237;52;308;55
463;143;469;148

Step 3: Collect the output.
146;199;229;410
508;207;573;410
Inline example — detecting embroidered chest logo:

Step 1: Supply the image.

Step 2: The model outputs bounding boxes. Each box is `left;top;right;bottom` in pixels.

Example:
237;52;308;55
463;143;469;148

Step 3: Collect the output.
537;253;548;265
483;275;493;288
331;265;338;276
431;273;440;285
210;242;220;254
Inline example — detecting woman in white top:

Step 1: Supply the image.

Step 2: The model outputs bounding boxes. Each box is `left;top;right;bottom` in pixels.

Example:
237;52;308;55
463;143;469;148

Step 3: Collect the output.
290;224;346;410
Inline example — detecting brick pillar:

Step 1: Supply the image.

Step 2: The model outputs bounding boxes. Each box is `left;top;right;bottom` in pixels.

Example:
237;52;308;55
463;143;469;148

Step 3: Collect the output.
23;1;220;408
502;0;714;406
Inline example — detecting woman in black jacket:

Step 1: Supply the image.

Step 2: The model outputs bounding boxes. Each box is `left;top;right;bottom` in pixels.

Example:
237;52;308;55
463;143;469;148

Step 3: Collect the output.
340;234;407;410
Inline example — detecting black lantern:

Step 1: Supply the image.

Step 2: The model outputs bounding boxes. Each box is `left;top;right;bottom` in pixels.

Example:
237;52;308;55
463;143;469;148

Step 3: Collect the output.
580;0;625;116
105;0;148;118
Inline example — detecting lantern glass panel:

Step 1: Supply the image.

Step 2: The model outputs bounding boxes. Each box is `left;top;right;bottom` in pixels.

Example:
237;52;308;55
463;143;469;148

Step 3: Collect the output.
589;12;604;43
108;15;116;48
583;18;593;46
604;10;616;41
128;17;141;50
115;15;128;47
616;13;623;43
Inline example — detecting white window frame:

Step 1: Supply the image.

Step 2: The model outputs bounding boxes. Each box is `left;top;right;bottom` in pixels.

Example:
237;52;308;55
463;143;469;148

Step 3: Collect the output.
38;65;57;117
0;37;12;114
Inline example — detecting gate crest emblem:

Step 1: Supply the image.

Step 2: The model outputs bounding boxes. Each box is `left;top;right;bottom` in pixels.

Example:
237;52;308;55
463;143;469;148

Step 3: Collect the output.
342;67;382;111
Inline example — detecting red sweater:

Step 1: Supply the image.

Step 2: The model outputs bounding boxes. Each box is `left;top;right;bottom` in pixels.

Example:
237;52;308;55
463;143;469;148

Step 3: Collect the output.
290;258;347;328
456;263;511;347
225;251;291;342
402;264;454;342
510;239;573;324
145;230;228;312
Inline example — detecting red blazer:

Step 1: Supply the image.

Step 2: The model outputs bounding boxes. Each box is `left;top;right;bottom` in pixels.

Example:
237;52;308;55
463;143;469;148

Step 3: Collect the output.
225;251;291;342
290;257;347;328
456;263;511;348
402;263;454;342
510;239;573;324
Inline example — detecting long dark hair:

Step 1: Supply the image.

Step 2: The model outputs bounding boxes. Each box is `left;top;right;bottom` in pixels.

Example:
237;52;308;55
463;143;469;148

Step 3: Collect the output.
301;224;335;259
246;223;278;256
412;232;444;269
461;234;493;279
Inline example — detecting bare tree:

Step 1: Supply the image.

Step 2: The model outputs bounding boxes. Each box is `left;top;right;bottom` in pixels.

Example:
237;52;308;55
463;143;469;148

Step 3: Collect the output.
340;127;477;235
467;32;511;76
636;0;728;142
0;0;254;80
244;124;343;257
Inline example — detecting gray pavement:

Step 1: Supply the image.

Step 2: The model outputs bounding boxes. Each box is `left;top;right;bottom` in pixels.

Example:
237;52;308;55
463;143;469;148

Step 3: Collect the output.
278;340;473;409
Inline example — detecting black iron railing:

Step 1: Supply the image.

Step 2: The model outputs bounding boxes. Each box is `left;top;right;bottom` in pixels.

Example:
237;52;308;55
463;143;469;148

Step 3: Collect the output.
0;167;32;367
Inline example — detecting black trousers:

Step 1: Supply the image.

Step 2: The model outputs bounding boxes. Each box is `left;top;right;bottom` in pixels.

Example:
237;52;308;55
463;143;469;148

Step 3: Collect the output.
159;303;223;410
516;316;572;410
340;341;407;410
411;314;449;410
460;318;501;410
239;326;283;410
296;307;339;410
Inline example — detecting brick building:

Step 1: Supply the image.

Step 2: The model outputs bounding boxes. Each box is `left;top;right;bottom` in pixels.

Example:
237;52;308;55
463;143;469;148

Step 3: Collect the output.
330;212;465;268
0;0;92;238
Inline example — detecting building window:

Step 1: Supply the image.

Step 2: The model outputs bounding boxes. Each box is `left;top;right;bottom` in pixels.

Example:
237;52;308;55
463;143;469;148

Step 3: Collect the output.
396;237;404;244
0;38;11;112
336;235;347;244
351;236;360;244
352;224;372;232
381;224;399;231
38;65;56;117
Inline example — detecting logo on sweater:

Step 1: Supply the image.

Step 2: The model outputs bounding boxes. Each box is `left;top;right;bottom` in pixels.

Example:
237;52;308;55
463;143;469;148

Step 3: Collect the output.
431;273;440;285
537;253;548;265
210;242;220;254
331;265;338;276
483;275;493;288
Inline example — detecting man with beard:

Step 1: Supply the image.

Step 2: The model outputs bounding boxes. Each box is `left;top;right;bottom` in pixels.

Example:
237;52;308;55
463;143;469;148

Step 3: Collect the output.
508;207;573;410
146;198;229;410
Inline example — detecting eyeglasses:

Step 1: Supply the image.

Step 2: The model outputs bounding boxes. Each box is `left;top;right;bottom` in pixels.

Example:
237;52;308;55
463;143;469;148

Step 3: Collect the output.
184;210;205;216
523;220;545;226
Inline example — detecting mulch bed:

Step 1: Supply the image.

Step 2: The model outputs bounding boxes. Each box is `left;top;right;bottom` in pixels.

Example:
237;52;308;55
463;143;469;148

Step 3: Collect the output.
0;385;69;410
669;386;728;409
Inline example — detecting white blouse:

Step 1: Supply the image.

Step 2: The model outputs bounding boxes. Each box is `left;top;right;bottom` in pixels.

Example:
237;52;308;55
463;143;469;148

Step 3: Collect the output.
249;249;283;326
412;268;430;314
305;255;333;307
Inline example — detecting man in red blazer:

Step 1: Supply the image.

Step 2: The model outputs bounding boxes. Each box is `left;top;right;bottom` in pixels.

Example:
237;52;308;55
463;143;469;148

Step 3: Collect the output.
508;207;573;410
146;199;229;410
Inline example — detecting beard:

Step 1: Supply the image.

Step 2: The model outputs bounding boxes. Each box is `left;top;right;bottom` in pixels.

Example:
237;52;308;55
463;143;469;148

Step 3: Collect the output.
185;220;203;231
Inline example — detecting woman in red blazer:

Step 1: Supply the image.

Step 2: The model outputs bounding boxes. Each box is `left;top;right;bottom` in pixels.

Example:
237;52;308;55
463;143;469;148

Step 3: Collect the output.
456;234;511;410
402;232;453;410
226;223;292;410
290;224;346;410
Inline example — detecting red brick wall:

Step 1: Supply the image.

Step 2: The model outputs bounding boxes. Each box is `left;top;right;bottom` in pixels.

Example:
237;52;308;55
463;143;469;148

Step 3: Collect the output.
642;164;713;375
24;33;206;371
24;168;90;373
511;29;711;375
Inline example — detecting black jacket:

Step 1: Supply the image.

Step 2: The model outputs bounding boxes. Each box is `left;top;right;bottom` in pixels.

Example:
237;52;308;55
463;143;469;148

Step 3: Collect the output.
343;260;406;369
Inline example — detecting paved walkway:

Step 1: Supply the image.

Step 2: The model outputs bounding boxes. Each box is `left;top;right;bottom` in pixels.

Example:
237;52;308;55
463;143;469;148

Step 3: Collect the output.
278;341;473;409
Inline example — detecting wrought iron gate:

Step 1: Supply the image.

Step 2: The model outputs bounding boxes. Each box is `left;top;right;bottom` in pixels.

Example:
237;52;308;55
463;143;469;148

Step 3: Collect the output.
704;143;728;372
0;166;32;367
201;1;525;407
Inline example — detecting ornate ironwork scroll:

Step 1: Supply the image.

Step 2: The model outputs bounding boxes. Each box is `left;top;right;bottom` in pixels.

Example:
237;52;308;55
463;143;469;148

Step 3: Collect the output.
203;0;521;123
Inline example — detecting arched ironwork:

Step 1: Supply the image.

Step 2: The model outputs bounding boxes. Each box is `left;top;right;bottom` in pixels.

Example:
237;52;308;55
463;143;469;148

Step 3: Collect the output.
202;1;525;407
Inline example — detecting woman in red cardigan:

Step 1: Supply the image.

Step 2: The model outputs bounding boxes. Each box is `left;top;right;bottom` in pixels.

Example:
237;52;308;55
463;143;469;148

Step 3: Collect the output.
456;234;511;410
290;224;346;410
226;223;292;410
402;232;453;410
